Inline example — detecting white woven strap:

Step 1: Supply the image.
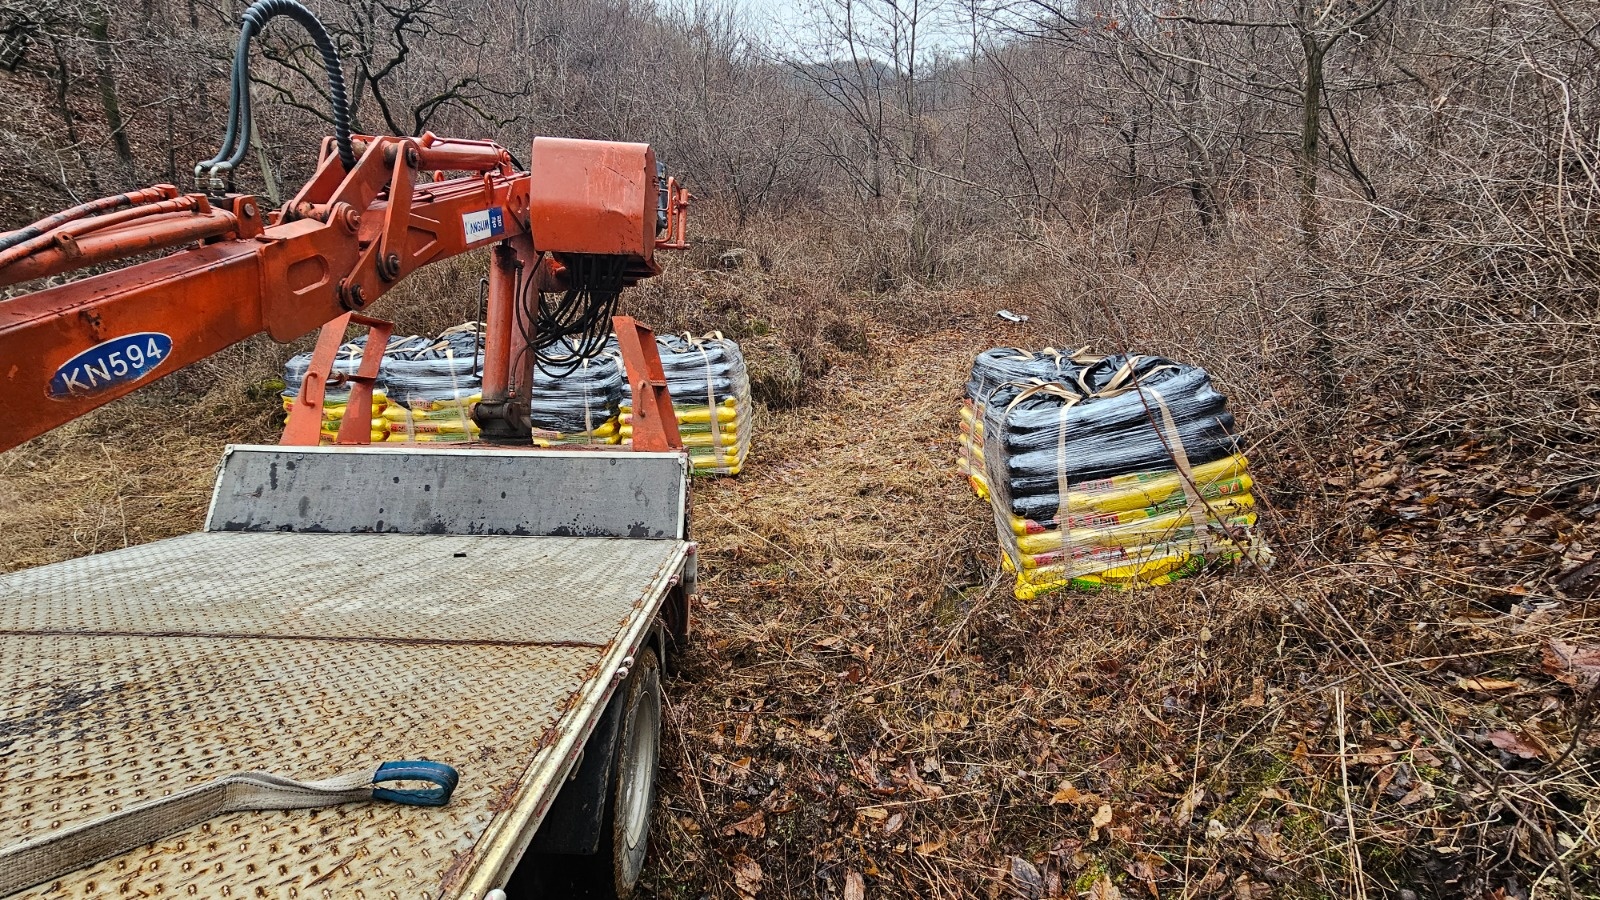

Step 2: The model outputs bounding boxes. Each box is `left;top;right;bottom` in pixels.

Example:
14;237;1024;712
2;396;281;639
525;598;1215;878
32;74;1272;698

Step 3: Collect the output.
446;346;474;443
1144;384;1212;537
0;768;377;895
581;355;594;442
697;340;722;460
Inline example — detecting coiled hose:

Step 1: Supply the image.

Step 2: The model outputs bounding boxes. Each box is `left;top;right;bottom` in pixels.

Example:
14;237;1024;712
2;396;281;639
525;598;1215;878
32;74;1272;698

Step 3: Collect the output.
197;0;354;186
516;254;630;379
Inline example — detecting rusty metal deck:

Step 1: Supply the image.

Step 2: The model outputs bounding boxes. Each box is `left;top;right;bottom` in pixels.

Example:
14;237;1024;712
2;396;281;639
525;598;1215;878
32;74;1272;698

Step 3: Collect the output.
0;531;689;899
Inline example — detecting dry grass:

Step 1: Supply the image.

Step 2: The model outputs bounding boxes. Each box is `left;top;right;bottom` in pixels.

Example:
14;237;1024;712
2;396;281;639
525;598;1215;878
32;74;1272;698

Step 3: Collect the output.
0;343;283;572
2;231;1597;899
627;229;1600;898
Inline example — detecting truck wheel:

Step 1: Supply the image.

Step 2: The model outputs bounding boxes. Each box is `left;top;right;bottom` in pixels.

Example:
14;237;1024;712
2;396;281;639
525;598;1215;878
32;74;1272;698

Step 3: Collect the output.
518;645;661;899
604;645;661;896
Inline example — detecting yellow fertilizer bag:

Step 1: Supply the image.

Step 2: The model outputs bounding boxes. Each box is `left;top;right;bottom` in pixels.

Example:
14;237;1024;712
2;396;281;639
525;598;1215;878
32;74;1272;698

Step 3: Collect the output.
391;419;478;435
530;415;622;447
1015;495;1256;556
624;399;739;426
320;419;390;444
1012;551;1210;598
1006;458;1251;535
1018;512;1258;569
281;389;388;420
616;332;752;475
386;431;472;443
399;392;481;413
1006;532;1252;596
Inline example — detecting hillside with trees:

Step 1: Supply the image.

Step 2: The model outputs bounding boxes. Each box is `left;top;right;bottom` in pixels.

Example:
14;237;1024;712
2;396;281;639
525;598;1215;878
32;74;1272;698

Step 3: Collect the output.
2;0;1597;896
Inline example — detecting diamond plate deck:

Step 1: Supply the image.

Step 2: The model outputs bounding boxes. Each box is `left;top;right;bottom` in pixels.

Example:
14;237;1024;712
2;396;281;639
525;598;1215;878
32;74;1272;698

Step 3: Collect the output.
0;532;689;899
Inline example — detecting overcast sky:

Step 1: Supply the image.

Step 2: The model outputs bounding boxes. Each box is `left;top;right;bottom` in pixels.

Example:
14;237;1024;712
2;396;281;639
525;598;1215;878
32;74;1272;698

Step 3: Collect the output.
665;0;982;59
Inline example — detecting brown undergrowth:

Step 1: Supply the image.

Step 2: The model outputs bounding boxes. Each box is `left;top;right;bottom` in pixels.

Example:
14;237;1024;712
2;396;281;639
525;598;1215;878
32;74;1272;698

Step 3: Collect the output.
643;302;1600;899
2;239;1596;899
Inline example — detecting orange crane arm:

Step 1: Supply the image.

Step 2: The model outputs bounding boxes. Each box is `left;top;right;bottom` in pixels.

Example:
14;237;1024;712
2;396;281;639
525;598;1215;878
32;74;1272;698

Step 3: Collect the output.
0;132;691;453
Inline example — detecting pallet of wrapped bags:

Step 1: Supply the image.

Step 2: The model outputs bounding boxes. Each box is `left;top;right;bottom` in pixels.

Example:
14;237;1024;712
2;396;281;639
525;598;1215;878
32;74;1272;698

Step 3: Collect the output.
384;326;626;446
618;332;751;475
959;348;1099;499
527;342;625;447
382;326;483;443
981;353;1269;597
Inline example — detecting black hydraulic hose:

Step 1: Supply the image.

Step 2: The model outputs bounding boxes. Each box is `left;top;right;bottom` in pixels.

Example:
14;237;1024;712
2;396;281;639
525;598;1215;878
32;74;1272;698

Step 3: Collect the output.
198;28;250;175
199;0;355;180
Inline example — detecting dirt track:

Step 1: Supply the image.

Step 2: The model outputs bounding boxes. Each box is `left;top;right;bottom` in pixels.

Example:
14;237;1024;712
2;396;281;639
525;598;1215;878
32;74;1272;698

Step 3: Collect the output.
646;326;1291;898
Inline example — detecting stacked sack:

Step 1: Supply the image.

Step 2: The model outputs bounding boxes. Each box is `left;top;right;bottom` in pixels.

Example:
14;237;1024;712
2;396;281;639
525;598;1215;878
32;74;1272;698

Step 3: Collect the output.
281;324;633;446
981;353;1268;598
280;327;482;445
959;347;1099;499
381;324;483;443
617;332;751;474
526;340;626;446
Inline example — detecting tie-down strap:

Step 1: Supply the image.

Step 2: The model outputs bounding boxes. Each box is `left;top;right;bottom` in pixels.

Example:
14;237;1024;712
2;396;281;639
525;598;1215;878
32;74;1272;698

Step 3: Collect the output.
0;760;458;895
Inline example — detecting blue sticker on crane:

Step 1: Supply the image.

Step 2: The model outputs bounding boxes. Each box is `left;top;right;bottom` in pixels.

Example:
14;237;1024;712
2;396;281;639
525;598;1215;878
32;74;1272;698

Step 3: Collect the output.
462;206;505;244
49;332;173;399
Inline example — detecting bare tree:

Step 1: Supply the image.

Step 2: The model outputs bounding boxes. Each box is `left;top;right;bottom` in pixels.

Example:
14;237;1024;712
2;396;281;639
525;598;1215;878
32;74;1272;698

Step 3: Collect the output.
253;0;524;140
786;0;953;282
1143;0;1395;248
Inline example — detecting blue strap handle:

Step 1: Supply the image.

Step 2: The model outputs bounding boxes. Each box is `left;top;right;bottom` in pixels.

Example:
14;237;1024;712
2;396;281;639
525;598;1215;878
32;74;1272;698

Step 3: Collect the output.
371;760;459;807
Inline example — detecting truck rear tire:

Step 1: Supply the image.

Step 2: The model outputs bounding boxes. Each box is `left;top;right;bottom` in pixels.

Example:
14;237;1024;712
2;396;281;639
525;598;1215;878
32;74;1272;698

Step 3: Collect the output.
603;644;661;896
514;645;661;898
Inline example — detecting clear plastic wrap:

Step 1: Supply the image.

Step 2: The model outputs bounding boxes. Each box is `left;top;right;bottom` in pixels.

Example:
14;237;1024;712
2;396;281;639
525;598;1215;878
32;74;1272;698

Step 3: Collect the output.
617;332;751;475
279;326;746;456
979;353;1268;597
280;327;483;445
965;346;1097;405
958;347;1101;499
372;326;483;443
280;345;390;444
281;346;369;404
983;358;1240;514
527;344;624;445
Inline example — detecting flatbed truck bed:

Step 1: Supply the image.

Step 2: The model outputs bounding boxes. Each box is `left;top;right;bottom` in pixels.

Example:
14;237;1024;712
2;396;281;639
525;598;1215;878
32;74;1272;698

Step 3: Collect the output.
0;445;695;899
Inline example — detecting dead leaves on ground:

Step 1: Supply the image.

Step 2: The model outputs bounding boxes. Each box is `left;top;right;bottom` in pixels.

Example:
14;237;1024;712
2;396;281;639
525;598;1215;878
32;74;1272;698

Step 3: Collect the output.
666;402;1600;899
1543;640;1600;687
1327;436;1600;604
1456;676;1521;693
722;809;767;838
731;854;762;897
1088;804;1114;843
1048;782;1101;807
1486;729;1546;760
